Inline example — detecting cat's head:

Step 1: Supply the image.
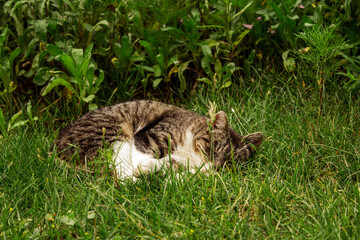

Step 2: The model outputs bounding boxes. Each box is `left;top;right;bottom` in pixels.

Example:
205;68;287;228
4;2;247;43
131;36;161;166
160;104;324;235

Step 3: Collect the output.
211;111;264;168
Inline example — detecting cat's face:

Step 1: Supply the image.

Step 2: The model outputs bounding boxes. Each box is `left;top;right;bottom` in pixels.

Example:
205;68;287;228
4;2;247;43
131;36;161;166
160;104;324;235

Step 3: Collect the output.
211;111;264;167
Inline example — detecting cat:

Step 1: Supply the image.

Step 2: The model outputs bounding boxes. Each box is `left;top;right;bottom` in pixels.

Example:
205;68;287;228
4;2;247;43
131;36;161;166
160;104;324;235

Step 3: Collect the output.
52;100;264;180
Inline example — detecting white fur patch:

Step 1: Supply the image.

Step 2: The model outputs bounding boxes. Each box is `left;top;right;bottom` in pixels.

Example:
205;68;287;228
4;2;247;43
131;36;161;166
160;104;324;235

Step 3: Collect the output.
171;130;206;169
112;141;133;180
112;131;211;180
112;141;165;180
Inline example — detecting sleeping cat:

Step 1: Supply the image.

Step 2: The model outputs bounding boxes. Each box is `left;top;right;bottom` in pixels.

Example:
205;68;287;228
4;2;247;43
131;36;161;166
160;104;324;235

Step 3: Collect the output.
52;100;263;180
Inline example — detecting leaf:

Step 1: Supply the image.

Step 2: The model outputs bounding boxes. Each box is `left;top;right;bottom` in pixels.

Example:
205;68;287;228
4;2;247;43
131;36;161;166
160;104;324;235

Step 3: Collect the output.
9;120;29;131
46;44;63;57
141;78;148;89
153;65;162;77
83;43;93;61
191;8;201;24
9;1;27;17
197;77;212;86
60;54;81;82
201;45;214;64
85;20;109;46
86;66;95;90
8;81;17;93
178;61;191;92
153;78;162;89
26;101;34;122
214;59;222;80
121;35;130;52
287;15;299;20
25;38;39;57
114;36;134;65
39;0;46;17
230;1;253;21
160;26;177;31
9;110;22;126
89;103;98;111
113;44;124;66
139;40;154;62
255;9;274;17
58;215;76;226
233;30;250;50
284;58;295;72
82;43;93;76
156;52;164;70
201;58;214;78
82;94;95;103
167;55;179;67
338;52;360;71
282;50;296;72
344;0;351;21
87;211;96;219
71;48;84;67
62;0;75;11
34;19;48;42
0;108;6;137
282;50;290;61
32;51;48;69
223;62;236;81
245;49;256;75
93;20;109;32
34;67;51;86
94;70;105;90
9;47;21;66
270;23;280;30
42;78;77;97
220;81;232;90
138;65;154;72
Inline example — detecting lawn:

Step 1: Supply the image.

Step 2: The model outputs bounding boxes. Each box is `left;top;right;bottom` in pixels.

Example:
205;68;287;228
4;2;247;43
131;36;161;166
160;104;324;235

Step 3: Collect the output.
1;83;359;239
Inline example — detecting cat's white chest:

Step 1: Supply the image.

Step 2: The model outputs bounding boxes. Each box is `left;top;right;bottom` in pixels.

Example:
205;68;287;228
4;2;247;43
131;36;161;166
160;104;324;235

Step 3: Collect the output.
171;130;204;168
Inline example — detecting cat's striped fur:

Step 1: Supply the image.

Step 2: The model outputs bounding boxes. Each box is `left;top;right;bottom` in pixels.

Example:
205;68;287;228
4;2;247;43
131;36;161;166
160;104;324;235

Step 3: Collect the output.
53;100;263;179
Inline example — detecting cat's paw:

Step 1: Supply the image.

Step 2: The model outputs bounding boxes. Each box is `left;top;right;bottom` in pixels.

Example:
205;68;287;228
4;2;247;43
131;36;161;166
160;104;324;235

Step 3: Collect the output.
133;159;160;177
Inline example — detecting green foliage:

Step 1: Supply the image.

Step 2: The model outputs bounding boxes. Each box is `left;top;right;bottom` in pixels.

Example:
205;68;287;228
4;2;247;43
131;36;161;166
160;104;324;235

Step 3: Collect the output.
0;0;359;112
0;101;38;138
198;43;237;92
0;27;20;104
339;54;360;94
294;24;354;88
36;43;104;110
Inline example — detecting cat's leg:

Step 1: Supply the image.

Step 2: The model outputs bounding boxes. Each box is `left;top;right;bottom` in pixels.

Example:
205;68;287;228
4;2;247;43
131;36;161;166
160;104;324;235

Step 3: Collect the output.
131;145;167;177
163;154;213;174
130;147;213;178
112;141;134;180
133;158;167;177
113;141;166;180
198;162;213;173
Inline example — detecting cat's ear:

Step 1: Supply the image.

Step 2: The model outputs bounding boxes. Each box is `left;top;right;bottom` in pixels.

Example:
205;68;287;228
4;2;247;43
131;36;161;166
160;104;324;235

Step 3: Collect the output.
234;132;264;162
244;132;264;148
213;111;228;129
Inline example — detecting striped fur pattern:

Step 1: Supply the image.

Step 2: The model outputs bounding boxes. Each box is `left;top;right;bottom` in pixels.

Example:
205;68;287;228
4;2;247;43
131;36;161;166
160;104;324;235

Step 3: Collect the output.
53;100;263;179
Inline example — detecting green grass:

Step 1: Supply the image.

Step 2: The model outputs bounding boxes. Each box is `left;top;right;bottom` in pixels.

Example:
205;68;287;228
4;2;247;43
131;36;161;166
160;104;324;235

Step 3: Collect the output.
1;83;360;239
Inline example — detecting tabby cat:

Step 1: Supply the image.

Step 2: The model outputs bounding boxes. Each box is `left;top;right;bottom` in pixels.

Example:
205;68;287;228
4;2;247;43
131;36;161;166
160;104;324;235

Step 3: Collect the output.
53;100;263;180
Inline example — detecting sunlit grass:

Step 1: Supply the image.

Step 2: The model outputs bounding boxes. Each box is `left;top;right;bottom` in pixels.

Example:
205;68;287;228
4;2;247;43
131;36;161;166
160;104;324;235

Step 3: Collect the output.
1;84;359;239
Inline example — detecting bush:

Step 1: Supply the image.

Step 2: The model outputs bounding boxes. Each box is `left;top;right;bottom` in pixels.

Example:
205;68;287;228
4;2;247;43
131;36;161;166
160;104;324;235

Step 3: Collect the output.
0;0;359;114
